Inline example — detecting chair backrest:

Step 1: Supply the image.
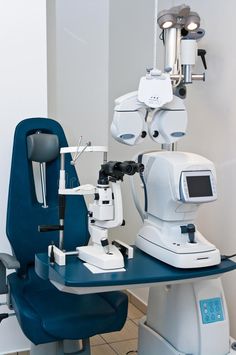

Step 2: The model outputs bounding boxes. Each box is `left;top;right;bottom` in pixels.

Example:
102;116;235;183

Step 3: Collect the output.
6;118;89;275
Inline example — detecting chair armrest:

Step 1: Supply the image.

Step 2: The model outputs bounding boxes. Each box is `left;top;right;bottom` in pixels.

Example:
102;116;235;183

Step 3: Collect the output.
0;253;20;270
0;254;20;295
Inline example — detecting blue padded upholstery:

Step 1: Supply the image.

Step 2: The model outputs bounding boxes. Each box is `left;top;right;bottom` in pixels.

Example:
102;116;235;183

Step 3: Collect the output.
8;268;128;344
6;118;128;345
7;118;89;275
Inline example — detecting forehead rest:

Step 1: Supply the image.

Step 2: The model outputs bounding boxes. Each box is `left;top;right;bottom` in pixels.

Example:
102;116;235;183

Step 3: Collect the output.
27;132;59;163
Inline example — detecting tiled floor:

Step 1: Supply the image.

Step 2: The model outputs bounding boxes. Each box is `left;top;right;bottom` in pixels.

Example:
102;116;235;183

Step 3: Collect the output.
8;302;144;355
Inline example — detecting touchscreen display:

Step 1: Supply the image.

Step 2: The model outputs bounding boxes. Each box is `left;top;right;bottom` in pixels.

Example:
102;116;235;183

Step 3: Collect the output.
186;175;213;198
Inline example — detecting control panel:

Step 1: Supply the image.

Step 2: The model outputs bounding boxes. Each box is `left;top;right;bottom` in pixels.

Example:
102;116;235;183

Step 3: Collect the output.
199;297;224;324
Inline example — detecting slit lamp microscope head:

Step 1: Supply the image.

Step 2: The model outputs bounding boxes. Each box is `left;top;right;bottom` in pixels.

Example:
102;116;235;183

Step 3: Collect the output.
78;160;144;270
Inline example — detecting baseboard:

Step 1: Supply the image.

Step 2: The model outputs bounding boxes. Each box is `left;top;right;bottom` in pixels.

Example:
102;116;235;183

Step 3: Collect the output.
126;290;147;314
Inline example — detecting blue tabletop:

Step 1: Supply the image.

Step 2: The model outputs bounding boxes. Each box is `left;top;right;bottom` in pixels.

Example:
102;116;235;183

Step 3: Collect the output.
35;247;236;289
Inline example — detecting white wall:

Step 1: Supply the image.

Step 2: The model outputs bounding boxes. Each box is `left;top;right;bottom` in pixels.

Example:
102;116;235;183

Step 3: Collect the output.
47;0;110;185
0;0;47;352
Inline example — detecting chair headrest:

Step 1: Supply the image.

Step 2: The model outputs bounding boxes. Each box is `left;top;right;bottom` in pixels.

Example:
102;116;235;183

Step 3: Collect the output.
27;132;59;163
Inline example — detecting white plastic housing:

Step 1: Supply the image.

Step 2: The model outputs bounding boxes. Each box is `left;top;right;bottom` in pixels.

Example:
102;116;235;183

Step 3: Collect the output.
135;151;220;269
77;244;124;270
89;225;108;245
89;187;113;221
138;74;173;108
48;245;66;266
143;279;230;355
142;151;217;222
149;95;187;144
181;39;197;65
89;204;113;221
136;218;221;268
94;181;123;229
111;92;147;146
111;110;147;146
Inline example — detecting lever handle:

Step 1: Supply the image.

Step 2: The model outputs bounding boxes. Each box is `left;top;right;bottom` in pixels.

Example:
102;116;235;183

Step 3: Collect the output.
0;313;9;323
38;225;64;232
198;49;207;70
181;224;196;243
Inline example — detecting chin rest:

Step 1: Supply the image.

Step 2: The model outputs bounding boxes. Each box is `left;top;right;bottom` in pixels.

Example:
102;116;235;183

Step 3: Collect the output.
3;118;128;348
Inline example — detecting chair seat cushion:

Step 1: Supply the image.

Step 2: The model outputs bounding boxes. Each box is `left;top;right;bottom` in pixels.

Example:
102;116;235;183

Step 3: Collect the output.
8;268;128;345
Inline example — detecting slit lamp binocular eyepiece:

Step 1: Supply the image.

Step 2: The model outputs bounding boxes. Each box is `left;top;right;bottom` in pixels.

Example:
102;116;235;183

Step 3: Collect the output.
98;161;144;184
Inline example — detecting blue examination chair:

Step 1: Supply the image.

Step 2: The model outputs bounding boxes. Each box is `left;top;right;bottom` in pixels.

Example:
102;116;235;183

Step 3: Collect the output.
0;118;128;354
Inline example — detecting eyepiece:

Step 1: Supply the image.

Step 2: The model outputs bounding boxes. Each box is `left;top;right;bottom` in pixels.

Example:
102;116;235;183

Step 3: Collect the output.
118;161;144;175
98;160;144;184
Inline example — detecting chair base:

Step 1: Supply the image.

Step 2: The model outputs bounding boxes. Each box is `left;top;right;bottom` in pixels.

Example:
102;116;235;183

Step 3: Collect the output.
30;339;91;355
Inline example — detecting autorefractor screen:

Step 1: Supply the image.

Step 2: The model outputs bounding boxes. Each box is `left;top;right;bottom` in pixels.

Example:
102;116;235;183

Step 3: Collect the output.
186;175;213;198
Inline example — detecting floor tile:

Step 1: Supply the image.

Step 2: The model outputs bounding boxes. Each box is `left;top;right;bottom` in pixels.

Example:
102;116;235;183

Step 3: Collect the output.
110;339;138;355
101;320;138;343
91;335;106;346
91;344;117;355
132;318;140;326
129;294;147;315
128;303;144;320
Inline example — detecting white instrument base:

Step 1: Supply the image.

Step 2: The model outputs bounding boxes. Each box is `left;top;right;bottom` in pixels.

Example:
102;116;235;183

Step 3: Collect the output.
138;318;236;355
77;244;124;270
141;278;232;354
136;220;221;268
